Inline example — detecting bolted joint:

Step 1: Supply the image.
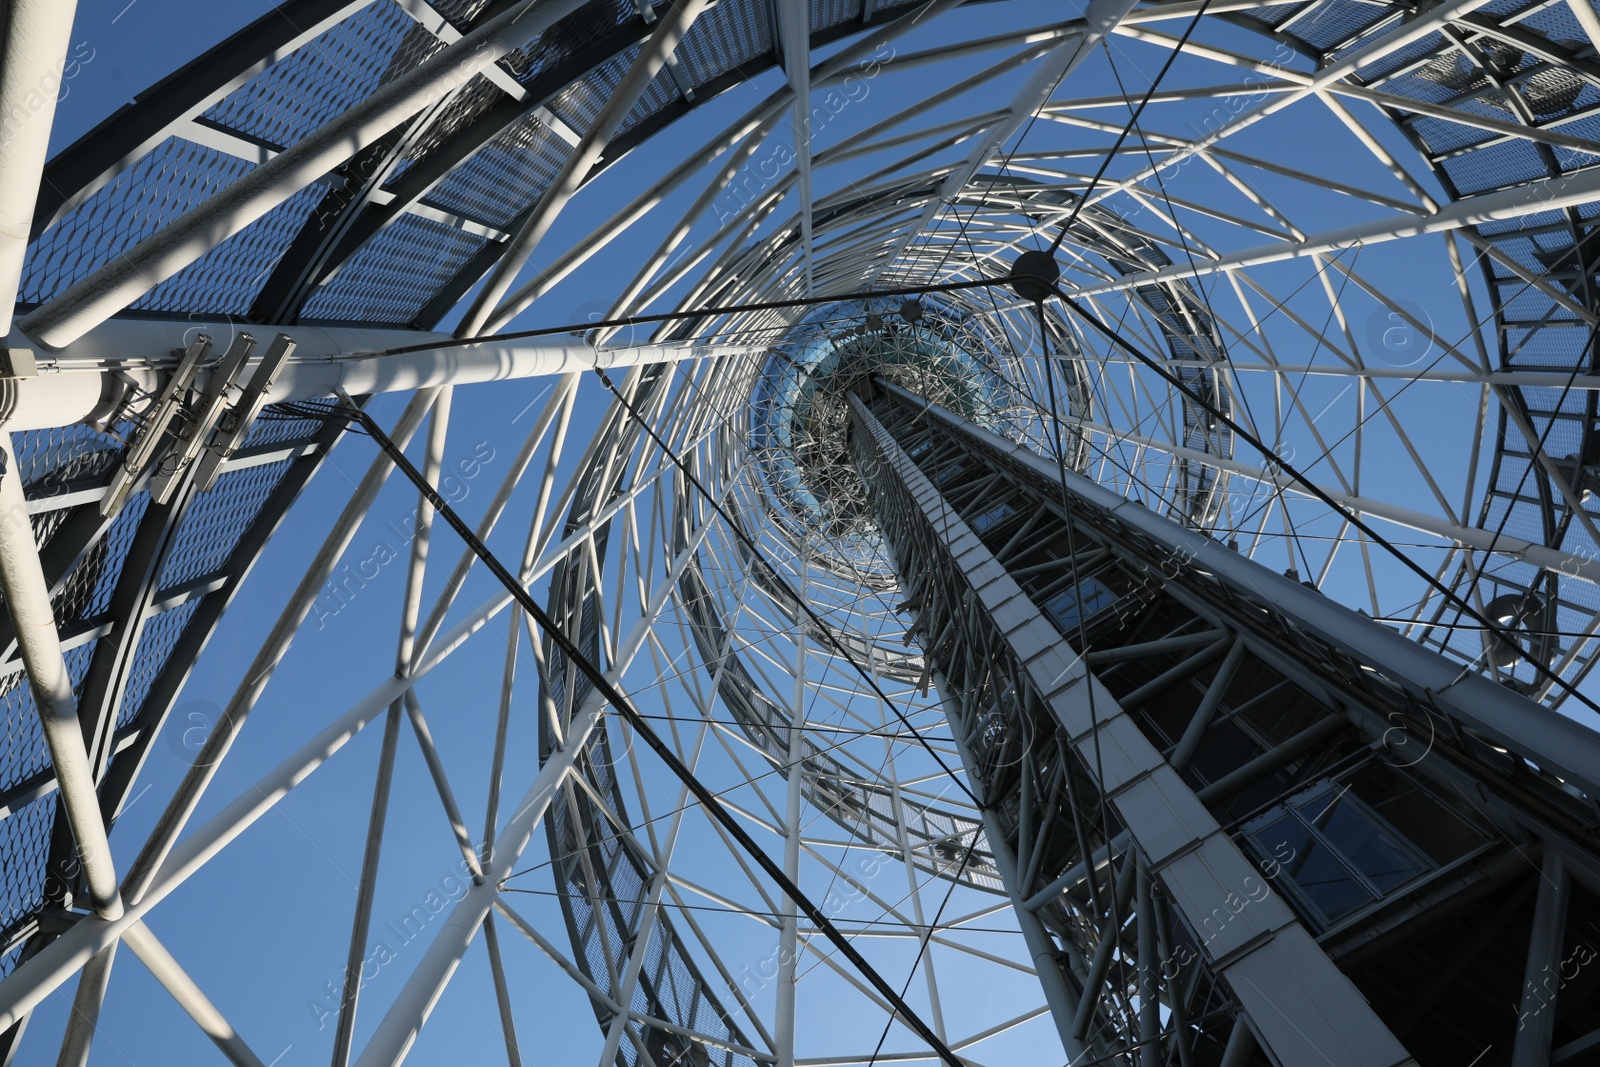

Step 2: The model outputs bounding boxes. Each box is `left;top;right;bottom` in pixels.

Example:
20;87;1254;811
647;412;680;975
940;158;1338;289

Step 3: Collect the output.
1008;250;1061;304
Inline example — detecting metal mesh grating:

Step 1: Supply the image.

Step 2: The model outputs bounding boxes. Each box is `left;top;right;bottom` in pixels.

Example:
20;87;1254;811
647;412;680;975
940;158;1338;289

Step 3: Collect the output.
0;796;55;938
115;600;202;730
158;460;292;588
617;67;681;136
424;111;570;230
429;0;494;25
0;644;93;797
385;76;506;188
133;184;327;315
1440;138;1549;196
502;0;635;85
675;0;771;87
12;425;123;492
1290;0;1389;52
548;48;636;136
811;0;859;31
84;495;151;619
242;407;332;449
0;675;49;797
302;214;487;323
201;3;444;151
18;139;253;305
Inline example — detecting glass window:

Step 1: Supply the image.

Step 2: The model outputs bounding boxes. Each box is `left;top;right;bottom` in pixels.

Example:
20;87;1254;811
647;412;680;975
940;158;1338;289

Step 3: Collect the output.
1348;763;1485;868
1253;815;1375;924
1044;576;1117;635
971;502;1016;533
1295;788;1428;894
1247;772;1459;931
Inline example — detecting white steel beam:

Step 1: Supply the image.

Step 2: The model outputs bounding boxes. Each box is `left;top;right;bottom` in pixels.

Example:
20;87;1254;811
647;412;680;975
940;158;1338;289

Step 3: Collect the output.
872;0;1140;284
1087;354;1600;388
1066;412;1600;581
484;0;971;331
116;394;436;907
462;0;712;338
1071;163;1600;297
0;432;121;920
0;498;551;1027
0;317;760;433
1090;0;1500;201
18;0;591;348
0;0;81;332
351;484;734;1067
781;0;815;296
120;922;267;1067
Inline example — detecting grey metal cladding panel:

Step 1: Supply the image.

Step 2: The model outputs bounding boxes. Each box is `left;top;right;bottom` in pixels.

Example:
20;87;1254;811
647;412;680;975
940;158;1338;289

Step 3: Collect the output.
1155;834;1296;962
1072;715;1162;799
1111;766;1223;869
1040;672;1118;737
1227;923;1415;1067
1004;614;1058;669
1022;642;1085;699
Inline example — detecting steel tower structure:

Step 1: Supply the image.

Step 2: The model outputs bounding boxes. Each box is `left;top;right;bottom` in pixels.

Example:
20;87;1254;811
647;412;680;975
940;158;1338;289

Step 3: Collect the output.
0;0;1599;1064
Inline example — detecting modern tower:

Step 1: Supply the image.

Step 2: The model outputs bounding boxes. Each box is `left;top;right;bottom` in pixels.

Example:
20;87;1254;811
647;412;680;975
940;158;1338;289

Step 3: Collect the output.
1;0;1599;1065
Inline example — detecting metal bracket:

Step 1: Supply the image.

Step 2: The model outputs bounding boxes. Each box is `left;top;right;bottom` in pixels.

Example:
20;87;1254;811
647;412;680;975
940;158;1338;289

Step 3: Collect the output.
149;332;257;505
191;333;297;494
100;335;212;518
0;348;37;378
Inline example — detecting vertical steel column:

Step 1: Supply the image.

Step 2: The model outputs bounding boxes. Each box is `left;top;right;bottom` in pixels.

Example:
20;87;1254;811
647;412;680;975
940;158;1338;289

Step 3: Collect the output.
850;388;1417;1067
0;433;120;919
774;553;809;1067
937;683;1090;1062
351;484;734;1066
0;0;80;332
1512;851;1571;1067
331;385;456;1067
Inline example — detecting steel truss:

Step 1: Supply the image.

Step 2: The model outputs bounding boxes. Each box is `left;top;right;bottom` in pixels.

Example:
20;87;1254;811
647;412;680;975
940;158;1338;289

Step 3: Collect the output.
851;377;1600;1065
1;0;1600;1064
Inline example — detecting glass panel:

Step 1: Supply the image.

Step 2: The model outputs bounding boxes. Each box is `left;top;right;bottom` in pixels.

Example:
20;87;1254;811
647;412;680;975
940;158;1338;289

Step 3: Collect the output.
1349;764;1485;867
1295;787;1428;894
971;502;1016;533
1252;815;1375;926
1044;576;1117;634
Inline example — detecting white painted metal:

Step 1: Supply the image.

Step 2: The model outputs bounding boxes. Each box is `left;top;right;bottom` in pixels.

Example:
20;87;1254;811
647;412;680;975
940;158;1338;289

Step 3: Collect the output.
1073;163;1600;297
119;922;268;1067
463;0;711;337
17;0;594;348
0;318;760;432
0;0;80;333
7;0;1600;1063
0;432;120;920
